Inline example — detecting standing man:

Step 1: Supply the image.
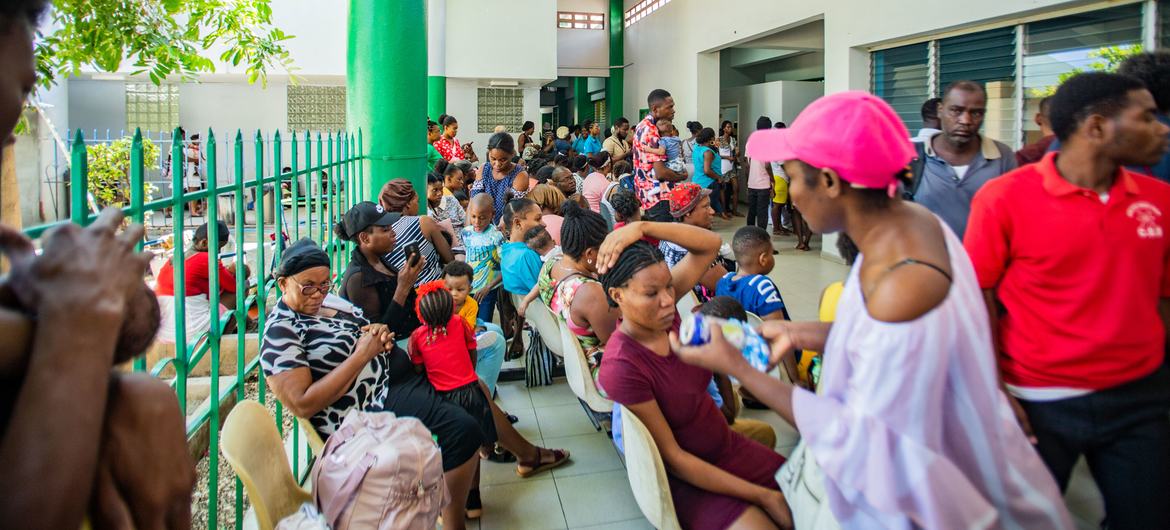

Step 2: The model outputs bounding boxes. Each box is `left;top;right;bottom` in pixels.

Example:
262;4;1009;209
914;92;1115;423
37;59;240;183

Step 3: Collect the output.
1015;96;1056;166
911;97;941;142
912;81;1016;238
602;117;632;163
966;72;1170;530
1119;51;1170;183
632;89;687;221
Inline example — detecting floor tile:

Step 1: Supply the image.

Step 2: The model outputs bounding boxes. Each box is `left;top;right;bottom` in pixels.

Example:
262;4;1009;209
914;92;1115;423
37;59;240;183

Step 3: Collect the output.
529;381;580;408
544;432;624;478
537;403;602;438
555;470;644;528
508;407;543;442
569;519;654;530
480;478;568;530
496;381;533;412
1064;457;1103;530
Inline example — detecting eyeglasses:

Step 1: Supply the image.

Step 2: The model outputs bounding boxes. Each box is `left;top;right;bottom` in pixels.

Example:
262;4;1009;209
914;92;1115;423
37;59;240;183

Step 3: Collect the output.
288;277;333;296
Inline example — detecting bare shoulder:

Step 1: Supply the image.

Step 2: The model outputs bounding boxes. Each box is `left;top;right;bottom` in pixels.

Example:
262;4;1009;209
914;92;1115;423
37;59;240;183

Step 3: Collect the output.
861;205;954;323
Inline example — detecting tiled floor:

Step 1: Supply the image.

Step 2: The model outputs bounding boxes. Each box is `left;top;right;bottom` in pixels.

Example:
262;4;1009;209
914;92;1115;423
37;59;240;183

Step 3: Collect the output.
475;217;1106;529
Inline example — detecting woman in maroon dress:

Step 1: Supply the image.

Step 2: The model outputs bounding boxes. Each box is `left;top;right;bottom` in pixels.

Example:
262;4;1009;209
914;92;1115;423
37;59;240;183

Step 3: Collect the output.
595;221;790;530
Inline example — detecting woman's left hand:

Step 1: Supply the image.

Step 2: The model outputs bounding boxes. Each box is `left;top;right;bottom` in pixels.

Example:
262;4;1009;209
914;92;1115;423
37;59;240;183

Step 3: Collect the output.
361;324;396;351
595;222;646;274
670;324;751;377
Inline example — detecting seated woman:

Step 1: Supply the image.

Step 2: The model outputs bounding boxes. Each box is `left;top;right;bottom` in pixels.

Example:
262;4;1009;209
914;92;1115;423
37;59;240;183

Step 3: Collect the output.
379;178;454;286
261;238;481;529
527;184;566;246
596;221;789;530
537;201;619;389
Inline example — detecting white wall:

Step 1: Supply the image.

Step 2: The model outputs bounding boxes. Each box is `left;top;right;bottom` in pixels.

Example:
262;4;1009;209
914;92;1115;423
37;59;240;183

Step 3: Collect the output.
557;0;610;78
720;80;822;135
67;80;126;136
445;79;543;155
445;0;557;82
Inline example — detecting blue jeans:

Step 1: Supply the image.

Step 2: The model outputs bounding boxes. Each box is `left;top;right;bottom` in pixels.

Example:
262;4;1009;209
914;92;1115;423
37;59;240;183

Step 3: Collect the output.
477;286;498;324
475;321;507;395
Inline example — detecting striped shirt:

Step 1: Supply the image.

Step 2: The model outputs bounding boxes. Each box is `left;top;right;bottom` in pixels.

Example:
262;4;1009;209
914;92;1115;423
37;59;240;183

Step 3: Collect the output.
793;219;1072;529
383;216;442;285
461;224;505;293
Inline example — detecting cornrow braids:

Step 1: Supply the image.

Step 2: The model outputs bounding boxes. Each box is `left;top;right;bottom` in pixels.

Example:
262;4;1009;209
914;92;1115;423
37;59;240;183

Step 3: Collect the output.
600;241;664;307
415;280;454;343
560;200;607;260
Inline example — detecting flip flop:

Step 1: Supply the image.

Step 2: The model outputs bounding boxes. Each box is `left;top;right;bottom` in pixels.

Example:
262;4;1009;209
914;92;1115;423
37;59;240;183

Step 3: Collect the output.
516;447;570;478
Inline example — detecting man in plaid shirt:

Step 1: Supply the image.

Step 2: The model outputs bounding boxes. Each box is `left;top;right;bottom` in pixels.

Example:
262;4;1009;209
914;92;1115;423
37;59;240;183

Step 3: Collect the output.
632;89;688;221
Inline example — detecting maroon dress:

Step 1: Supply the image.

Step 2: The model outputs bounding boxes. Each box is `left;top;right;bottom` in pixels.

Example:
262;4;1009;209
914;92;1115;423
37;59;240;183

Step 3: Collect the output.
598;315;784;529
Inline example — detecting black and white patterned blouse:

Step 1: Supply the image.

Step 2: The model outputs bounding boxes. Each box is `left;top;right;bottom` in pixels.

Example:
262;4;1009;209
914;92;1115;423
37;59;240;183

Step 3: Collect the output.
261;295;391;436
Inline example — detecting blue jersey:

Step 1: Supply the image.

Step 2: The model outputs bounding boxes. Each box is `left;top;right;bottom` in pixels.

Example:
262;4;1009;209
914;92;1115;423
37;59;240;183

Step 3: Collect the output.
714;273;789;319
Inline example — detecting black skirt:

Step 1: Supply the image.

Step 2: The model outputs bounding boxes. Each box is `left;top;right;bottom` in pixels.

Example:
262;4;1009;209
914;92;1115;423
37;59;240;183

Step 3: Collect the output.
437;381;499;446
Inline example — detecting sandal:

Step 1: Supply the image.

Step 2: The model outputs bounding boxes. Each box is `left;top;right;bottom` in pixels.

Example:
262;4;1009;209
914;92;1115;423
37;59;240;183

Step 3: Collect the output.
516;447;570;478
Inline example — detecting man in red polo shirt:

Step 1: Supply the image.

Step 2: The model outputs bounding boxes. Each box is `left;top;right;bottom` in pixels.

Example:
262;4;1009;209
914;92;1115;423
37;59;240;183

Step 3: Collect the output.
966;72;1170;530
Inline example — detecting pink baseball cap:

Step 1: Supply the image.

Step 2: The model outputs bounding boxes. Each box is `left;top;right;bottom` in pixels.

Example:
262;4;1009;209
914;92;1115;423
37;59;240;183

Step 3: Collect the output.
746;91;915;194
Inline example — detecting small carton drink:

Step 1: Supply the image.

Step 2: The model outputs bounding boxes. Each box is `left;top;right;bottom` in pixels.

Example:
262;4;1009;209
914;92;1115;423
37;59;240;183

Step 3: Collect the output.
678;314;771;372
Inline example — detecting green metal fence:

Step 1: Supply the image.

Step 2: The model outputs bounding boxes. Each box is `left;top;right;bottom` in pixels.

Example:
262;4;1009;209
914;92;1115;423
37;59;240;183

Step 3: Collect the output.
21;127;365;529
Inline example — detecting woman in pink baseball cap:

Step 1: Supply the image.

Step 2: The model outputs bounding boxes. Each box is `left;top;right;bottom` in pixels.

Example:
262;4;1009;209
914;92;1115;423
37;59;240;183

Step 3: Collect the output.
671;92;1073;529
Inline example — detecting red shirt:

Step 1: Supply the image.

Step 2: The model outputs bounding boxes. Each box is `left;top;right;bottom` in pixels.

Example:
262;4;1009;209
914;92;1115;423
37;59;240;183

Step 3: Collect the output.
965;151;1170;390
408;315;479;391
155;252;237;297
433;137;464;161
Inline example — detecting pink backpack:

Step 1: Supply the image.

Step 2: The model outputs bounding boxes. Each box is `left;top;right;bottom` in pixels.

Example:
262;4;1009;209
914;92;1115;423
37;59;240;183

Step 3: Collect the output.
310;410;448;529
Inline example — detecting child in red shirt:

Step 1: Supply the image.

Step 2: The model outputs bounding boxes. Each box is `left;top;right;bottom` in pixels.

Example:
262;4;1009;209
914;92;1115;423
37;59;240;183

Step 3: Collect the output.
409;280;497;447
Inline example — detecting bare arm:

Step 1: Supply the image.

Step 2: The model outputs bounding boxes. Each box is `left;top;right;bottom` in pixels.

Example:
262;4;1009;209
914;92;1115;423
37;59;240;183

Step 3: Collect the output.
704;151;721;181
419;216;455;264
642;223;721;301
626;400;775;505
653;161;687;183
512;169;530;194
573;282;621;345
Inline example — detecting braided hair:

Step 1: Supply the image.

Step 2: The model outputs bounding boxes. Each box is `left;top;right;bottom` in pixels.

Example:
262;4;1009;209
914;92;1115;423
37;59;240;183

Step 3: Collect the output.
415;280;455;344
560;200;606;260
600;240;665;308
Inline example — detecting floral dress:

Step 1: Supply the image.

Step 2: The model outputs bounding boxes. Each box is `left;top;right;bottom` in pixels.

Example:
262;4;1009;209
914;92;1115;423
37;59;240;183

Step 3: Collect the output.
538;263;606;395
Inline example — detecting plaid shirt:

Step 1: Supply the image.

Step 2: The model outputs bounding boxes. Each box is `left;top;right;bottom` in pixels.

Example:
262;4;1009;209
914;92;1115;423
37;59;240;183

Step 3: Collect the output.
632;115;669;209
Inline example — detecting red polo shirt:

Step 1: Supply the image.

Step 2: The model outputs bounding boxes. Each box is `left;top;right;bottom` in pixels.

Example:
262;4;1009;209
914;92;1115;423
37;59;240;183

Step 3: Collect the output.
965;151;1170;390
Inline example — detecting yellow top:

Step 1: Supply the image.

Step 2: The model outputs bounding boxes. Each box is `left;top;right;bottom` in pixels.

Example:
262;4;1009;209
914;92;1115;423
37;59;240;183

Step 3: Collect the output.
798;280;844;384
457;297;479;330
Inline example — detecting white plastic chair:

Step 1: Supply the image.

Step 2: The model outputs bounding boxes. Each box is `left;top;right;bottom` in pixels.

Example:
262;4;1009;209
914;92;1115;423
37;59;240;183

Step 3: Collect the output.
559;321;613;414
512;293;565;358
620;405;683;530
745;311;764;329
675;291;699;316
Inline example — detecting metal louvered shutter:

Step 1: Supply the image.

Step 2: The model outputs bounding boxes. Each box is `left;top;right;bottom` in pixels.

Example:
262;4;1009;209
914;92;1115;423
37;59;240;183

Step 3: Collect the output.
938;27;1018;147
871;43;930;132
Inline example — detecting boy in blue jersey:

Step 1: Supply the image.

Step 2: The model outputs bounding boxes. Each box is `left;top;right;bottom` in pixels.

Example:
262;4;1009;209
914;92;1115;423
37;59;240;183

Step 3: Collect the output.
716;225;800;383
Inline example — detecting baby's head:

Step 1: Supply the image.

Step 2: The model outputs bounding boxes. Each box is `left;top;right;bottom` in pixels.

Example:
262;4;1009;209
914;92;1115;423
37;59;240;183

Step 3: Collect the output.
656;118;673;136
698;295;748;321
415;280;455;332
609;189;641;223
466;193;495;232
731;225;775;275
524;225;555;256
442;261;474;310
454;190;469;211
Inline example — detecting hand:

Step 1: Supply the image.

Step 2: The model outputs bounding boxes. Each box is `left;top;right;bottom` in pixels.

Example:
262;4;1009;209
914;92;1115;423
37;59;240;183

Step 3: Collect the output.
757;489;793;530
355;328;393;360
361;323;395;351
596;222;646;274
1004;391;1037;444
90;373;195;530
517;299;531;318
398;252;425;288
1;208;151;319
755;321;803;371
669;324;751;377
473;288;489;303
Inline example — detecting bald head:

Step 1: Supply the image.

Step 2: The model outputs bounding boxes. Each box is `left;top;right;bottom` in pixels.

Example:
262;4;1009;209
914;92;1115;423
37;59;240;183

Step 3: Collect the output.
470;193;493;210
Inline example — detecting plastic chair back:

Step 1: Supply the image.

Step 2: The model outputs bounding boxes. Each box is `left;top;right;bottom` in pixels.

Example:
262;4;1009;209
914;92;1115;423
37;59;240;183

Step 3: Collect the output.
620;405;683;530
512;293;566;358
221;400;312;530
675;291;699;316
559;322;614;413
745;311;764;329
297;416;326;457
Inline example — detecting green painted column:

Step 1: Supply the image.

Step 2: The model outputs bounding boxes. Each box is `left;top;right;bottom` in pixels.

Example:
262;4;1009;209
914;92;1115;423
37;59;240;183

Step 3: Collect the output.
574;76;592;124
427;76;446;120
606;0;624;125
348;0;427;206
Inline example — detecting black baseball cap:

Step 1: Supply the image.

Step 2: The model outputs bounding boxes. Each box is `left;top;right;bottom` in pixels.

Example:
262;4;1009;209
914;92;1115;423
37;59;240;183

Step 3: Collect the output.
194;220;230;241
341;201;401;237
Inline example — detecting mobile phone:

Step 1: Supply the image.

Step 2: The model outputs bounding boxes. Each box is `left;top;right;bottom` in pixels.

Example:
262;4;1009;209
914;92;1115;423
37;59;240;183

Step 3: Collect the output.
405;242;421;266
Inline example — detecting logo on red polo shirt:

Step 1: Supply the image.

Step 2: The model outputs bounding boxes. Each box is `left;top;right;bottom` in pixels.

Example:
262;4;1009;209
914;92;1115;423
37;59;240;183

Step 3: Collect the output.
1127;201;1164;239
